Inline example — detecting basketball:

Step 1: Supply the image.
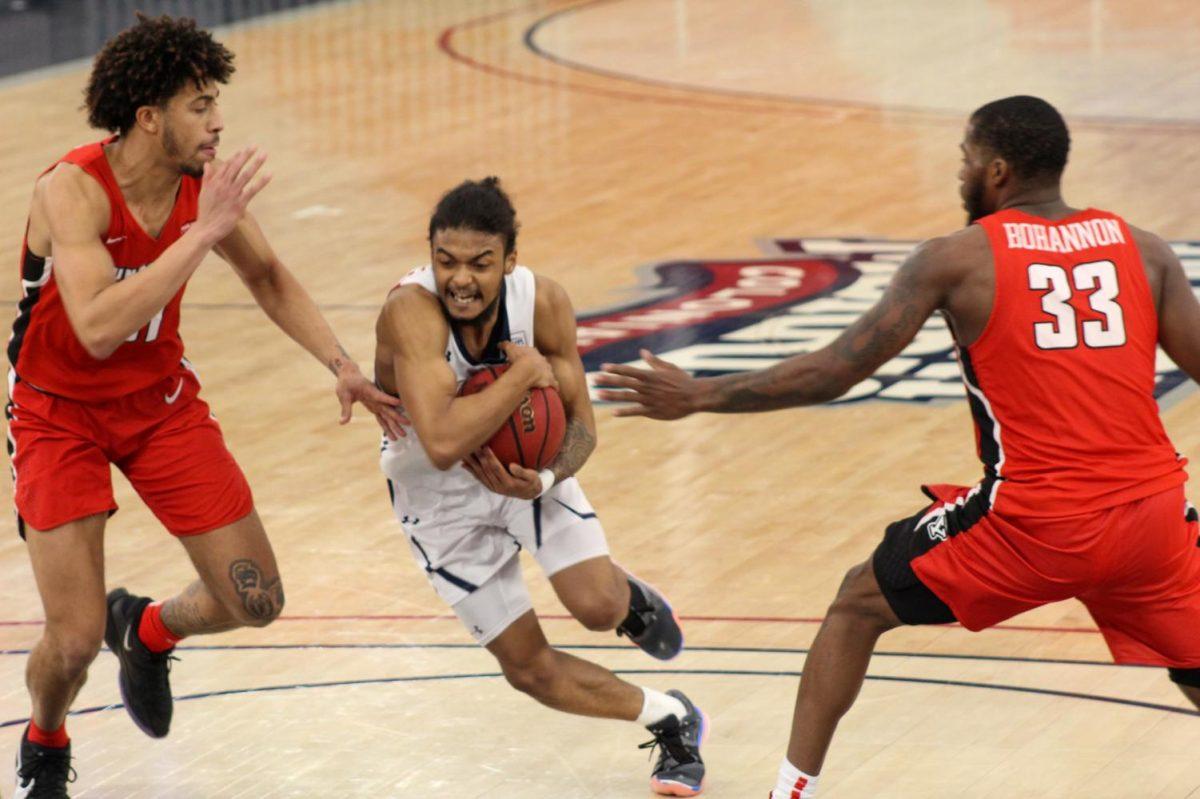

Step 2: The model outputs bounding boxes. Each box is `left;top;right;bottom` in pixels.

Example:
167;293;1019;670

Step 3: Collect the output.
460;363;567;470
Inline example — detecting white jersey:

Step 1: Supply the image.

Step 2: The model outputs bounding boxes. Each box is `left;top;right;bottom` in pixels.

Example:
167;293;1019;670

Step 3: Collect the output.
380;264;538;524
378;263;608;619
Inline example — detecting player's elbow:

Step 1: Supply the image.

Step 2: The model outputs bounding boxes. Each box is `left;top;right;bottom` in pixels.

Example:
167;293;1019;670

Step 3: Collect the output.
424;440;463;471
78;329;120;361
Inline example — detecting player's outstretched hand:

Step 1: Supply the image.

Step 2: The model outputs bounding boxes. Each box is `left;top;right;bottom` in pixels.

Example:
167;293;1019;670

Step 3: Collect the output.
499;341;558;390
594;349;702;420
196;147;272;244
334;361;409;439
462;447;542;499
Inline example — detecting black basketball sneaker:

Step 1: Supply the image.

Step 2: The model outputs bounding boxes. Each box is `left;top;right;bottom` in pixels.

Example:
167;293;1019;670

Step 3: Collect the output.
14;726;74;798
104;588;175;738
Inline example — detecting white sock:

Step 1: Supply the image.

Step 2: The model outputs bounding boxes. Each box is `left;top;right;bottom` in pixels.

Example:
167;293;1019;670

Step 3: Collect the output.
636;687;688;726
770;758;818;799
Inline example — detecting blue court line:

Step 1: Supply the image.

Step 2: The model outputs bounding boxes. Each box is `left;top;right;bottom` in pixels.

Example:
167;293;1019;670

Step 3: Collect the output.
0;643;1142;667
0;642;1158;670
1;667;1193;731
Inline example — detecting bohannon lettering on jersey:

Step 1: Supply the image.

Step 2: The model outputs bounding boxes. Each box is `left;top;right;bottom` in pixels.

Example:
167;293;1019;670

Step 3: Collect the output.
579;238;1200;407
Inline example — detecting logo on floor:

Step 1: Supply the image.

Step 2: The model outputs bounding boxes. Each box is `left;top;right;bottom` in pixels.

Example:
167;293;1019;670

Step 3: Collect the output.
581;238;1200;404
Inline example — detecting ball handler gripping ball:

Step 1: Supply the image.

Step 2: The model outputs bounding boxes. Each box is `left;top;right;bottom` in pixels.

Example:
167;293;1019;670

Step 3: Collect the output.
460;363;567;469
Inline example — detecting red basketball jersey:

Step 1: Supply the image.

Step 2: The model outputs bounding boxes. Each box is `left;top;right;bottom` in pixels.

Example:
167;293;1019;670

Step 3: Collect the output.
964;208;1186;517
8;137;201;400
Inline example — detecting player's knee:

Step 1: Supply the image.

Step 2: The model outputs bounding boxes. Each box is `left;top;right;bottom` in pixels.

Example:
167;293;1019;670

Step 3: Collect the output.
46;628;103;679
829;562;894;630
226;582;286;628
571;593;624;632
500;648;559;698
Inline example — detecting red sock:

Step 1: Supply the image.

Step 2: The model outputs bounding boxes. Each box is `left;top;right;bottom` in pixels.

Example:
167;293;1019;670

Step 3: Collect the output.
138;601;183;653
28;719;69;749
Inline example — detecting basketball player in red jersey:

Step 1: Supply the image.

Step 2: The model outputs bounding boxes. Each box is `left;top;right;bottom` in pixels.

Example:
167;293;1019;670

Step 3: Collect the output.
8;15;404;796
598;95;1200;798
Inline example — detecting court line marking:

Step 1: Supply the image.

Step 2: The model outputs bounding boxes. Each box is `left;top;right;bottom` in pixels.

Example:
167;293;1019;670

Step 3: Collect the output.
0;641;1148;668
1;667;1192;732
517;0;1200;133
0;612;1103;635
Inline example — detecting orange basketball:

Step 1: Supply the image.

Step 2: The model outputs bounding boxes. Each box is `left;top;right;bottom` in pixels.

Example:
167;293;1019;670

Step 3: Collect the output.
460;363;567;470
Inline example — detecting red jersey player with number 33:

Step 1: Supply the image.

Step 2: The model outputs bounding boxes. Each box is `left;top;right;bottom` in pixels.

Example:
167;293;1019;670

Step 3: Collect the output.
7;15;405;797
597;96;1200;799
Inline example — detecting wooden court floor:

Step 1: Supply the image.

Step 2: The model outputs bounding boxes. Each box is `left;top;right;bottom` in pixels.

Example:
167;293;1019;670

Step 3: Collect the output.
2;1;1200;796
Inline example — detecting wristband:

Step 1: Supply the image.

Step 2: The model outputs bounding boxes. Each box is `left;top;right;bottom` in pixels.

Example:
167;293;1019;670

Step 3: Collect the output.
538;469;556;496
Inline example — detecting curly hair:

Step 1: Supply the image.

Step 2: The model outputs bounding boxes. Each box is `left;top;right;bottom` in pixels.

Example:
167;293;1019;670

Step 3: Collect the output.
969;96;1070;182
428;177;520;255
85;13;235;135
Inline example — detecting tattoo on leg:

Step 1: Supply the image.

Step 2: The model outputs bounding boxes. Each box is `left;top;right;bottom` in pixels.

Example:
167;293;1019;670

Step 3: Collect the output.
161;580;224;635
229;559;284;620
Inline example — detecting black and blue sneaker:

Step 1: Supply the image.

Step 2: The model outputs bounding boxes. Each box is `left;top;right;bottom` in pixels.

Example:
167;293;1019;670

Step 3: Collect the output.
642;690;708;796
617;573;684;660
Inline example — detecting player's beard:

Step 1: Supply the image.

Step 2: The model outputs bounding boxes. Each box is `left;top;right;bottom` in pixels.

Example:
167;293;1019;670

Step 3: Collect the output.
964;175;989;224
163;121;203;178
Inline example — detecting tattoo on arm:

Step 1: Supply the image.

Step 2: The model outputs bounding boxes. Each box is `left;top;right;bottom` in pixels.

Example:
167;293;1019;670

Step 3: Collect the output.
709;265;927;412
549;417;596;483
328;342;352;376
229;558;285;621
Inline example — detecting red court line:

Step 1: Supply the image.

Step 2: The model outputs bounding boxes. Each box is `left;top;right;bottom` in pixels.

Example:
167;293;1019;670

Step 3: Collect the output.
0;614;1103;634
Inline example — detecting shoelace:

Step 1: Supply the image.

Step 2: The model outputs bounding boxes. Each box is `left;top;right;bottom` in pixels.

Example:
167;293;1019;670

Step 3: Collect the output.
617;605;654;638
18;749;77;796
638;729;696;767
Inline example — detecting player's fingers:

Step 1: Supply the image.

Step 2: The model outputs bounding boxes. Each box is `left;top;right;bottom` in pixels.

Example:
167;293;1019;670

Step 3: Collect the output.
338;392;353;424
241;172;273;204
612;404;650;417
508;463;538;480
640;349;674;370
600;363;650;379
227;146;256;179
233;151;267;191
592;373;640;390
595;389;641;403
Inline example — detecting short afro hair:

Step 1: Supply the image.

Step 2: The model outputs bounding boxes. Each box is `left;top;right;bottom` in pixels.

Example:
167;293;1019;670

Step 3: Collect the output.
428;177;519;255
85;14;235;135
968;96;1070;182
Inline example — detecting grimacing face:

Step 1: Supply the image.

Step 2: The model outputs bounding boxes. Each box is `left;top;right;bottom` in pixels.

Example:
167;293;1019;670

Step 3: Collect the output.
430;227;516;326
159;81;223;178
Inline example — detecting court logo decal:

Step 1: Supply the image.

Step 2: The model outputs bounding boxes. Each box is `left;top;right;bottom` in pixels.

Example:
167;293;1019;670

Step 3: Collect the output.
581;238;1200;404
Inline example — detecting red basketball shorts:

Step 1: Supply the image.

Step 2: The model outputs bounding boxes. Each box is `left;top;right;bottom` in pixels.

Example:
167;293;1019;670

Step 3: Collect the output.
6;365;253;537
873;481;1200;668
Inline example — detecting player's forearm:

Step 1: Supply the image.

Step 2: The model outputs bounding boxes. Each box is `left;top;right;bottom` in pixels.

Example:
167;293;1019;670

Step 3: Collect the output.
697;354;849;413
73;227;214;358
547;417;596;483
421;363;544;470
244;261;354;375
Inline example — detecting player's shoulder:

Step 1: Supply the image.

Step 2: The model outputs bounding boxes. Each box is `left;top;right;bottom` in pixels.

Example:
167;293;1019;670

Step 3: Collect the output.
383;280;441;317
36;161;110;232
1122;221;1176;266
532;271;569;303
900;226;988;284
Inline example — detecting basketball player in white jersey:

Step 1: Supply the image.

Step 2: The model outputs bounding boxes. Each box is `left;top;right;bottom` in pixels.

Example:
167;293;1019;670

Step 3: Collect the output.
373;178;707;796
